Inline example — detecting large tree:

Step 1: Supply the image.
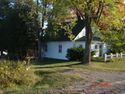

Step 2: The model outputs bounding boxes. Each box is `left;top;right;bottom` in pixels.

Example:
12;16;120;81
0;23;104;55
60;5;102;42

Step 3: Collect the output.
36;0;59;60
0;0;38;59
47;0;124;64
36;0;72;60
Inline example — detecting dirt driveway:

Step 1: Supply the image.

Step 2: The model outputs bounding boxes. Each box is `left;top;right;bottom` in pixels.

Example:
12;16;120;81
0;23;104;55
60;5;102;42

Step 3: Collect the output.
69;69;125;94
46;69;125;94
77;70;125;94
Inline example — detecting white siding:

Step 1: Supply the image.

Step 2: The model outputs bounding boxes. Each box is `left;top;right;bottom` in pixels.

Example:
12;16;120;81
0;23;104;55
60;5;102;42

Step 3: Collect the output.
102;43;108;55
44;41;85;60
91;42;100;57
43;41;108;60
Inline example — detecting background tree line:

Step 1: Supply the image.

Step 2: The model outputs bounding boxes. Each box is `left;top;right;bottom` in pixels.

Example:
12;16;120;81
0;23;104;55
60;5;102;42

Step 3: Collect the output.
0;0;38;59
0;0;125;63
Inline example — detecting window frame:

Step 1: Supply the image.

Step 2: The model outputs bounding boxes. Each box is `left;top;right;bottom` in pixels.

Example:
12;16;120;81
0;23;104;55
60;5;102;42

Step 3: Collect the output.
58;44;62;53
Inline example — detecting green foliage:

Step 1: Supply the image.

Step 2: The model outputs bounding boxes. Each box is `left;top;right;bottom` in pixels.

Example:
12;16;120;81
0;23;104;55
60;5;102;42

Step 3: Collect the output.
91;51;96;57
0;60;38;88
66;47;84;61
46;0;79;40
46;0;124;64
66;47;95;61
0;0;38;59
47;0;123;32
102;25;125;53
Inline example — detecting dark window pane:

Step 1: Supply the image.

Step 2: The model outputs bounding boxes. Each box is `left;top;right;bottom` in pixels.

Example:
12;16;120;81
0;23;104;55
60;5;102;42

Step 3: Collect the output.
59;45;62;53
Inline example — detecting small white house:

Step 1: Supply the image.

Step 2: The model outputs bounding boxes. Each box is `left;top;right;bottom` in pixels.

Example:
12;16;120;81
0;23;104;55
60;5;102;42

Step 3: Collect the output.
42;21;108;60
43;40;107;60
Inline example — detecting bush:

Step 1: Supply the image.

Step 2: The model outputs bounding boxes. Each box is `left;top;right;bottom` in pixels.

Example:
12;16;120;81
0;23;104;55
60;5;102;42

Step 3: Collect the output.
91;51;96;57
0;60;38;88
66;48;84;61
66;47;95;61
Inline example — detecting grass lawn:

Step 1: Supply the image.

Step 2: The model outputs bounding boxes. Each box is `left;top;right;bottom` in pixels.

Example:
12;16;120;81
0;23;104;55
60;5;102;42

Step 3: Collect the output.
1;58;125;94
33;58;125;71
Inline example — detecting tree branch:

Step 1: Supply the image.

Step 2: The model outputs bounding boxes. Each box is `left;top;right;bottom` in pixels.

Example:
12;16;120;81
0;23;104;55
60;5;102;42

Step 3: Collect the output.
95;0;104;24
71;2;85;21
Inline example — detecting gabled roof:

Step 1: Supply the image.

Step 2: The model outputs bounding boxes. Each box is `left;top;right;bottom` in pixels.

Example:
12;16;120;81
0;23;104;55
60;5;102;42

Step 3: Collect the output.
46;19;85;41
46;19;101;42
76;36;101;41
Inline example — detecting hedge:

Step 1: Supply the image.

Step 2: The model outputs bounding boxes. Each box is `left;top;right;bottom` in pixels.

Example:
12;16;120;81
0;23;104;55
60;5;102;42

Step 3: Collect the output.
66;47;95;61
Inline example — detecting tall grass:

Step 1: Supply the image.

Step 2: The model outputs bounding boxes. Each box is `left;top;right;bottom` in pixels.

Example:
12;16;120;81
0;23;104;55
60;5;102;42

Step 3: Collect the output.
0;60;38;88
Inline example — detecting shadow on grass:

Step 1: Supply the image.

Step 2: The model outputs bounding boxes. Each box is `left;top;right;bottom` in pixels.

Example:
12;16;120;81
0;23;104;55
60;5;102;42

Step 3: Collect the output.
32;58;108;69
33;62;82;69
32;58;68;65
35;71;56;76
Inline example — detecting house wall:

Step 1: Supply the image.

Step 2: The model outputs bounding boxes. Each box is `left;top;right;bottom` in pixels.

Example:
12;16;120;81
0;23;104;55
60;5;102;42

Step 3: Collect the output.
43;41;107;60
102;43;108;56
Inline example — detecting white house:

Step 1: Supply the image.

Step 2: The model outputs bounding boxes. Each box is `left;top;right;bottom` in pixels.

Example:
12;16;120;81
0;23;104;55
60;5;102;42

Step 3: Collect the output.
42;27;108;60
43;39;107;60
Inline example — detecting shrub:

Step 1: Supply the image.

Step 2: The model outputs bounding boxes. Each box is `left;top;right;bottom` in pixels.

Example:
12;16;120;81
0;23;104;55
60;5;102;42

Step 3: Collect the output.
66;48;84;61
0;60;38;88
91;51;96;57
66;47;95;61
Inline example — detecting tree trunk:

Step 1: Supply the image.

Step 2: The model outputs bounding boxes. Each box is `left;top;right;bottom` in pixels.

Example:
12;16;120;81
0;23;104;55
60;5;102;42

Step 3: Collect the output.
38;30;44;60
37;0;47;61
38;38;42;60
36;0;42;61
82;13;92;64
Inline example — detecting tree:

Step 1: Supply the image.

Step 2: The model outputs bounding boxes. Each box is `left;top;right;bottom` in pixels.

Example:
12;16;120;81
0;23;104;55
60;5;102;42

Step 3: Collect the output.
0;0;11;55
0;0;38;59
36;0;48;60
47;0;124;64
100;0;125;53
102;24;125;53
45;0;77;41
36;0;70;60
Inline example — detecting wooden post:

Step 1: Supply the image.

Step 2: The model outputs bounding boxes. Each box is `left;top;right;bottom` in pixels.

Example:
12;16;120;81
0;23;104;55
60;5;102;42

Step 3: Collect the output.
116;53;118;58
104;54;107;62
111;53;113;59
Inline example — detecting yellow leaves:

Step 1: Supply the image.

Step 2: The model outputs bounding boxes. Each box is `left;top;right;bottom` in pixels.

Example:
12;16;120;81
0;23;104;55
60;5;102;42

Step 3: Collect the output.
97;0;124;31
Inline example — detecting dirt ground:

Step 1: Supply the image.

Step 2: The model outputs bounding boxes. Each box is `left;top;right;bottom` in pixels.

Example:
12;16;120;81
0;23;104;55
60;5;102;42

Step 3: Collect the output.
45;69;125;94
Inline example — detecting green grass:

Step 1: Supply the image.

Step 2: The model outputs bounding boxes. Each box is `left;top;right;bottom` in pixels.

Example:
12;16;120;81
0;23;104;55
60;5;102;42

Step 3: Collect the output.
1;58;125;94
72;62;125;71
32;58;125;71
34;72;84;89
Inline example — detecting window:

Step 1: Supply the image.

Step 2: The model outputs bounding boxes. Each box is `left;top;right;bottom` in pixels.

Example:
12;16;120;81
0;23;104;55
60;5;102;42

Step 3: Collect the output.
58;45;62;53
100;45;102;49
79;44;82;48
95;45;98;49
44;44;47;52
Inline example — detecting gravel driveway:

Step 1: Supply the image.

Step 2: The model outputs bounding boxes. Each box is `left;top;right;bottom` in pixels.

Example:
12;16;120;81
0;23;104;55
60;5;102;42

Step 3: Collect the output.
45;69;125;94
